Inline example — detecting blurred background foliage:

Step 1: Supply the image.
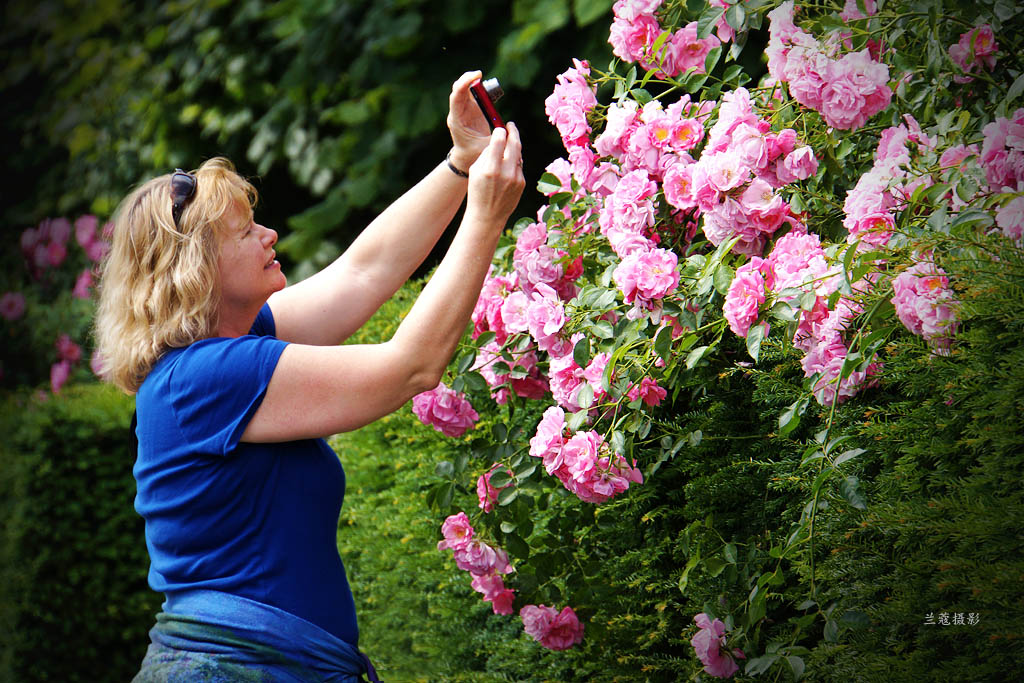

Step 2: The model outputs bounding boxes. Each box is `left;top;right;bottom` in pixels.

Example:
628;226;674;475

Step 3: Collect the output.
1;0;616;280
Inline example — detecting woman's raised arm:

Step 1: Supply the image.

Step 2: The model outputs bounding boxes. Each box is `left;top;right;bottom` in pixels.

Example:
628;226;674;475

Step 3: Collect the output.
267;71;492;346
242;124;524;442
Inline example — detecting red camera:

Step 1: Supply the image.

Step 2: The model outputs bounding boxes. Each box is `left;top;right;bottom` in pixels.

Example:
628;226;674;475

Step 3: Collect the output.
470;77;505;130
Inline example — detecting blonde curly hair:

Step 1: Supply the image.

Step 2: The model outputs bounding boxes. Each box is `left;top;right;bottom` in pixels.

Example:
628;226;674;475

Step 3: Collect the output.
94;157;258;394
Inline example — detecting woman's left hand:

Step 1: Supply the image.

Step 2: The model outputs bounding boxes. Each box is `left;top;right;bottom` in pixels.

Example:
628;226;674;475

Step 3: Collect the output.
447;71;492;172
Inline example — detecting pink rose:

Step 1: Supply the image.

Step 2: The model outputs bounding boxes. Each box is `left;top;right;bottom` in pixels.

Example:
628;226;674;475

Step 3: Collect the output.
453;539;513;576
627;376;667;406
724;258;768;337
55;334;82;363
996;195;1024;241
74;215;98;249
521;604;585;651
0;291;26;321
437;511;474;551
691;613;744;678
72;269;94;299
50;360;72;394
412;383;479;438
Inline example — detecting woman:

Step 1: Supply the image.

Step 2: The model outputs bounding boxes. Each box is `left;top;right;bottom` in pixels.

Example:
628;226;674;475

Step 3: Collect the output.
94;71;525;682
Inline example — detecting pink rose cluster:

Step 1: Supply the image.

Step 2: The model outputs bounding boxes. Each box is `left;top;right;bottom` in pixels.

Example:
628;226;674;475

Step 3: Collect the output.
437;512;516;615
411;382;479;438
668;87;815;256
529;406;644;504
520;604;585;651
891;257;959;354
20;215;110;280
544;59;598;151
612;246;680;320
49;333;84;394
766;1;892;131
595;97;713;179
981;109;1024;191
843;115;935;248
980;109;1024;241
0;292;26;322
608;0;721;80
476;465;513;513
471;339;548;406
690;613;745;678
725;229;880;405
948;24;998;84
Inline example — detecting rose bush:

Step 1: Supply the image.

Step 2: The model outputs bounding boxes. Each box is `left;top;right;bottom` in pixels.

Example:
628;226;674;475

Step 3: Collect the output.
412;0;1022;676
1;215;110;394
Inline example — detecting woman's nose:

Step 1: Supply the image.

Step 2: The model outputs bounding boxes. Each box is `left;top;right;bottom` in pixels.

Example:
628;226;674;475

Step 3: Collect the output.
260;225;278;246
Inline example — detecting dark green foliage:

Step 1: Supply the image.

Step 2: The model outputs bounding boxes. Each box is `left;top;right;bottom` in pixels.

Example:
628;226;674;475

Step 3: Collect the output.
805;242;1024;681
0;0;616;277
1;383;157;682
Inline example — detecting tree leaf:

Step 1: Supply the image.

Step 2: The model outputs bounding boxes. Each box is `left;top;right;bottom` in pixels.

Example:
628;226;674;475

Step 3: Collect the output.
840;475;868;510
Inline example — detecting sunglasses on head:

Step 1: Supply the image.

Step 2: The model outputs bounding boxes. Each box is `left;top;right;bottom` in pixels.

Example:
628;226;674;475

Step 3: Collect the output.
170;169;197;229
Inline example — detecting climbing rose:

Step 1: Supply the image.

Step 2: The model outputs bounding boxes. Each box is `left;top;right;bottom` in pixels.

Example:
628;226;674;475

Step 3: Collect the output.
437;512;474;552
412;383;479;438
477;465;513;513
891;259;959;350
453;539;513;576
521;604;585;651
949;24;998;83
724;257;768;337
50;360;71;394
0;291;26;321
691;613;745;678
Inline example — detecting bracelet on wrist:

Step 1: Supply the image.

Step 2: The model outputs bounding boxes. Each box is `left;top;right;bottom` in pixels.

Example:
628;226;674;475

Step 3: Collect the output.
446;151;469;178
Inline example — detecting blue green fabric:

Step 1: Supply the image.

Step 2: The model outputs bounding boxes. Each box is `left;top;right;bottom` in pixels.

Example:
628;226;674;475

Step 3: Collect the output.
133;589;375;682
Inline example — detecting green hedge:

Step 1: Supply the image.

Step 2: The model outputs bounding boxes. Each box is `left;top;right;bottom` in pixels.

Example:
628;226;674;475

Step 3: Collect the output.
1;383;157;682
335;237;1024;680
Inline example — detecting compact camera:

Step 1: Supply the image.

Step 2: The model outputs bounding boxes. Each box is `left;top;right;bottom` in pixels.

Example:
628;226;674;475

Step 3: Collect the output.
470;77;505;130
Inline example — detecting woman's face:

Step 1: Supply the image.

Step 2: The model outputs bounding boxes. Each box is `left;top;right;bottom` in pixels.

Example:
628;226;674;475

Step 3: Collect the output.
216;203;286;316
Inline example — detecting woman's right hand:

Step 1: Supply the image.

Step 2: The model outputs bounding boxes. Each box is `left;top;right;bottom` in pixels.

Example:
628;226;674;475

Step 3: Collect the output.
465;122;525;229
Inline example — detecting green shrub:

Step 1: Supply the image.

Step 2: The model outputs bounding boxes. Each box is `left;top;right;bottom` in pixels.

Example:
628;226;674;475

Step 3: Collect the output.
1;383;156;683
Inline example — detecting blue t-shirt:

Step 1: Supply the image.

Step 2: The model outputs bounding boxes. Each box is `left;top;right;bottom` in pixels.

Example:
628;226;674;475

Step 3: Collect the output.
134;304;359;646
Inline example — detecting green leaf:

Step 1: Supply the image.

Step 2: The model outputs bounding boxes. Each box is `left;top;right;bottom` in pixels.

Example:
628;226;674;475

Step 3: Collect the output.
591;320;615;339
573;336;592;368
492;422;509;442
703;45;722;75
723;543;738;564
697;7;724;39
537;172;563;195
704;557;727;577
497;486;519;505
654;324;674;363
833;448;866;467
463;371;488;393
840;610;871;629
489;469;512;488
746;322;766;362
686;345;710;369
678;550;701;592
745;654;778;675
724;3;746;31
713;262;734;295
840;475;868;510
435;460;454;478
778;397;808;438
787;655;806;681
572;0;614;26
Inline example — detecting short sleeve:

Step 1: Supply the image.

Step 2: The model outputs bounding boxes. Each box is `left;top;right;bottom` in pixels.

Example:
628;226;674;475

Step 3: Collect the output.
167;334;288;456
249;302;276;337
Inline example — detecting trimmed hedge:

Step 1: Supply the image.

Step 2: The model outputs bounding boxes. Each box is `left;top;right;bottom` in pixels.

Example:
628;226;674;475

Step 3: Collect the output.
1;383;157;682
